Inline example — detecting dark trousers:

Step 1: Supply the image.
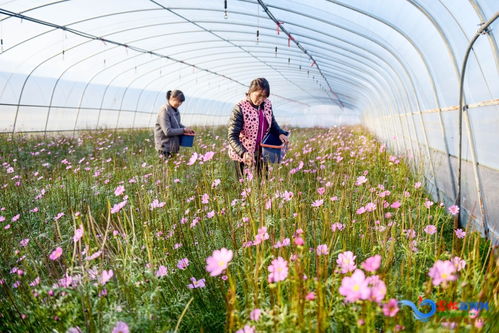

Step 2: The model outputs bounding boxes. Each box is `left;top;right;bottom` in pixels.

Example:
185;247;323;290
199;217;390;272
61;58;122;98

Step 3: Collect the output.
234;148;268;179
158;150;173;160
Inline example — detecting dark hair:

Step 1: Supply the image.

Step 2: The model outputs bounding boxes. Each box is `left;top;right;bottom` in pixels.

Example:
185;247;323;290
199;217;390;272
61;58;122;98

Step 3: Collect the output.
166;90;185;102
247;78;270;97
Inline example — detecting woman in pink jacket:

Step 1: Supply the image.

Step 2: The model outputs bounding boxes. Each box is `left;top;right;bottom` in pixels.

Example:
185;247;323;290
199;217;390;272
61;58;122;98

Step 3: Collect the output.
228;78;289;178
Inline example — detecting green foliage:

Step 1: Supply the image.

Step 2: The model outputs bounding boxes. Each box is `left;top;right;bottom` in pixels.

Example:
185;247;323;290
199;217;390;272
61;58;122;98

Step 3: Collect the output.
0;127;496;332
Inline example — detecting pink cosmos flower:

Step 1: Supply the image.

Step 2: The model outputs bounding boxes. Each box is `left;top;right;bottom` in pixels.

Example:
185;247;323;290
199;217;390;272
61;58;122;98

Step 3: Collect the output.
112;321;129;333
187;277;205;289
253;227;269;245
236;325;255;333
20;238;30;247
49;247;63;260
356;206;366;215
202;151;215;161
424;225;437;235
268;257;288;283
414;182;422;189
282;191;294;201
306;292;316;300
29;277;40;287
451;256;466;271
54;212;64;221
206;248;233;276
378;190;388;198
177;258;189;270
410;240;419;253
58;274;73;288
366;275;386;303
404;229;416;239
265;199;272;210
361;254;381;272
212;179;221;188
365;202;376;212
317;187;326;195
316;244;329;256
114;185;125;196
111;200;127;214
201;193;209;204
311;199;324;207
441;322;457;329
448;205;459;215
337;251;357;273
355;176;367;186
455;229;466;239
390;201;401;209
424;200;434;209
73;226;84;242
149;199;166;210
339;269;370;302
99;269;113;285
187;152;198;165
468;309;479;319
383;299;399;317
294;236;304;246
11;214;21;222
331;222;345;231
250;308;262;321
428;260;457;286
156;265;168;277
389;155;400;164
85;250;102;261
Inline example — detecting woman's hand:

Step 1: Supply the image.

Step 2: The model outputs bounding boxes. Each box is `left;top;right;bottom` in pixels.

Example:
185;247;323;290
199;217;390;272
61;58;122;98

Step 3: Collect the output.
183;128;195;134
242;152;254;166
279;134;289;144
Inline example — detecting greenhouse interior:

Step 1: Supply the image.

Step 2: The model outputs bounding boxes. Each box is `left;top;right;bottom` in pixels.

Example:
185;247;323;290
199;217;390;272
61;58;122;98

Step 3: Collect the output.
0;0;498;331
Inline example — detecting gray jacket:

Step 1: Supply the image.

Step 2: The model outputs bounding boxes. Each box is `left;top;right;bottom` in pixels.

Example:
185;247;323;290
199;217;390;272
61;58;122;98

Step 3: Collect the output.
154;104;185;153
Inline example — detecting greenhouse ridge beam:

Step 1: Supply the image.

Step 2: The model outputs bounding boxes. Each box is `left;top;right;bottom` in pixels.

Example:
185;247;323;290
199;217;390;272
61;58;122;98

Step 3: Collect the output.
148;0;321;104
256;0;345;110
0;8;311;107
0;0;68;23
0;6;383;109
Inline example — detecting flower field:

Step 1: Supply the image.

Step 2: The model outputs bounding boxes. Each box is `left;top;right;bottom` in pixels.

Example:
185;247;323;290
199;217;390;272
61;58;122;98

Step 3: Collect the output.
0;126;497;332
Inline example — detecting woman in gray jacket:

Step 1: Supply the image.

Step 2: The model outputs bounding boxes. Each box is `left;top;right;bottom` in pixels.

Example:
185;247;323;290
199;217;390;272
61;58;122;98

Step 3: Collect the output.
154;90;194;160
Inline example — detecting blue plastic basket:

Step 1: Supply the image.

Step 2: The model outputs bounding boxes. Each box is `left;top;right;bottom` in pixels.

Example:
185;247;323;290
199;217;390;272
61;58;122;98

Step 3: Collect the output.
261;132;284;163
179;134;195;147
261;144;282;163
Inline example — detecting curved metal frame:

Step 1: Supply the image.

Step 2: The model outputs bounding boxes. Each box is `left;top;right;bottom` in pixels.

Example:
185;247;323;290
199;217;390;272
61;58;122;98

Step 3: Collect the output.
456;12;499;238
